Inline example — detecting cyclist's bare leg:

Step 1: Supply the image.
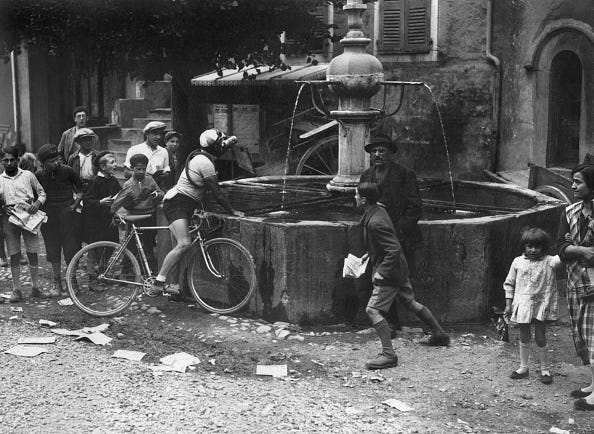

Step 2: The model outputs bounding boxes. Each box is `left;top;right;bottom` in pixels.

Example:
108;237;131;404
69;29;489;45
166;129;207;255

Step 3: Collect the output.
149;218;191;295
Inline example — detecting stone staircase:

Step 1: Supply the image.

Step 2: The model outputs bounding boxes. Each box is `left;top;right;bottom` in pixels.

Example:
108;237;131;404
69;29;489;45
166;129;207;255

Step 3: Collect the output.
92;81;172;182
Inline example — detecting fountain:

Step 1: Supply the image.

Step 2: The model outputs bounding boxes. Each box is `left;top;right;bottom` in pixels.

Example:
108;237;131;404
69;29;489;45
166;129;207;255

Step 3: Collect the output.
169;0;565;324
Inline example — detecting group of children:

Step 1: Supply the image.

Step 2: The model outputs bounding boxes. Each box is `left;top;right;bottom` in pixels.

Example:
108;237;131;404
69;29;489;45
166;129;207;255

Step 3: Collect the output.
0;142;163;302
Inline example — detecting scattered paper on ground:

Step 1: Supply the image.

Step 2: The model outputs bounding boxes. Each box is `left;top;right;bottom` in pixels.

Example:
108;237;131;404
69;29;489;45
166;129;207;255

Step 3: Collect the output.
39;319;57;327
549;428;570;434
112;350;145;361
57;298;73;306
154;352;201;373
75;332;112;346
256;364;288;377
81;324;109;333
4;345;48;357
10;306;23;312
0;292;11;299
382;399;414;412
18;337;56;344
51;328;86;336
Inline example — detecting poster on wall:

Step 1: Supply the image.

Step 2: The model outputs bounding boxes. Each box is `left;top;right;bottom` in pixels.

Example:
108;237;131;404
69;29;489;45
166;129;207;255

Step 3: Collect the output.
232;104;260;156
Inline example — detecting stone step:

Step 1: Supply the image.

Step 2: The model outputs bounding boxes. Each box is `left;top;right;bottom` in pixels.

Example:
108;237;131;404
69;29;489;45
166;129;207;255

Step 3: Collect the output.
148;108;172;118
120;128;144;145
107;139;131;154
132;118;172;130
112;150;127;165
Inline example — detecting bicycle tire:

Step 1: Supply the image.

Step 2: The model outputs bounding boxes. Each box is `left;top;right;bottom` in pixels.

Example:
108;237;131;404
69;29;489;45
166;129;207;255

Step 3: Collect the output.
66;241;142;317
187;238;256;314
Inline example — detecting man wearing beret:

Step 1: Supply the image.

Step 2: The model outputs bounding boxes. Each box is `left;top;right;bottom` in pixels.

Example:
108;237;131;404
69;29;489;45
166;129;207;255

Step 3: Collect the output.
124;121;170;190
36;144;85;296
359;134;423;335
58;106;98;163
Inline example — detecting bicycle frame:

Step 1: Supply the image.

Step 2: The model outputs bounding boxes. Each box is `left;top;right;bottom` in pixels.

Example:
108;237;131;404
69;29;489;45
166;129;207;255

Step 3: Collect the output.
97;214;224;285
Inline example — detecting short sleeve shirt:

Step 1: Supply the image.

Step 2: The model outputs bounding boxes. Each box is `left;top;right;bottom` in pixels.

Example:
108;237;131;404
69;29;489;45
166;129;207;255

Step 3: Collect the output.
164;153;216;202
124;142;170;175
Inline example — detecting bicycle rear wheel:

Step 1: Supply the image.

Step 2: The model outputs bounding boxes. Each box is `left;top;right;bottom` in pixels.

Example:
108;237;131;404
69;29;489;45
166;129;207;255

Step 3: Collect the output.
187;238;256;314
66;241;142;317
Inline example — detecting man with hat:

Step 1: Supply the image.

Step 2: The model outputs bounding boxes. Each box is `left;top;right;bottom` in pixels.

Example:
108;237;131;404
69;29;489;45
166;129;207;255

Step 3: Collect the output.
58;106;98;163
358;133;422;335
124;121;171;189
67;127;99;192
36;144;85;296
148;128;244;297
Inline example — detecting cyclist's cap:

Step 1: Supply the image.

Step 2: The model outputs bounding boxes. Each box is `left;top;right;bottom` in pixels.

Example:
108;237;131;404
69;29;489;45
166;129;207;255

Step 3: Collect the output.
199;128;224;148
143;121;167;134
364;134;397;153
73;128;97;142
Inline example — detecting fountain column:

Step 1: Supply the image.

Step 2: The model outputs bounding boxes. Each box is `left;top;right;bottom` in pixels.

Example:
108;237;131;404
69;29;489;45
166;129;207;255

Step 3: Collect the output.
326;0;384;193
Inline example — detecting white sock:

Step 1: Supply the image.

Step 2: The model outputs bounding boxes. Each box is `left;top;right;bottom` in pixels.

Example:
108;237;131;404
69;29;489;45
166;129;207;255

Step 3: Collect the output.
156;275;167;283
516;342;529;374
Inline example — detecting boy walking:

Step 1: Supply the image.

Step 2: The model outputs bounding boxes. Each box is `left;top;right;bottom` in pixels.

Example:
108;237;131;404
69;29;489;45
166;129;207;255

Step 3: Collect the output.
35;144;84;296
355;182;450;370
112;153;163;271
0;146;49;302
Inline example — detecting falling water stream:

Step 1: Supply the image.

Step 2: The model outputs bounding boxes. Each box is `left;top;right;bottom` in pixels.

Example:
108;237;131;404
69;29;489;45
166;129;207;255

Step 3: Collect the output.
277;82;307;213
423;83;457;208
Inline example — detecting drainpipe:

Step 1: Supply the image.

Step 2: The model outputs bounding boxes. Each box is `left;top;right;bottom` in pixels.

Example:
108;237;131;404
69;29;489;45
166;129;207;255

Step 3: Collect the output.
10;50;20;144
486;0;501;172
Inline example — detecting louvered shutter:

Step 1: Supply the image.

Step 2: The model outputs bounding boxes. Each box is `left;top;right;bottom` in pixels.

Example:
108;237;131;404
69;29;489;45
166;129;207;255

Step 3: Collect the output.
404;0;430;53
379;0;403;54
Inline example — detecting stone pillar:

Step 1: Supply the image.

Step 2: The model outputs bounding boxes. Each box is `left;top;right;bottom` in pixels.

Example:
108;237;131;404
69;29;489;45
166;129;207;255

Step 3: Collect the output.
325;0;383;193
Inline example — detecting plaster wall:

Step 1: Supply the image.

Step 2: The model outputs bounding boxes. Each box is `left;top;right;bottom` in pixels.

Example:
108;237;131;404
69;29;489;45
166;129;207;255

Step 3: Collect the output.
0;62;14;141
494;0;594;171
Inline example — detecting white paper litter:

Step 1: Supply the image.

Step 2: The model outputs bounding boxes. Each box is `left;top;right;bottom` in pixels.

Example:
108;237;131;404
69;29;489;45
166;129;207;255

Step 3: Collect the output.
549;428;570;434
156;352;201;373
81;324;109;333
382;399;414;412
10;306;23;312
18;337;56;344
4;345;48;357
256;364;288;377
39;319;57;327
57;298;74;306
75;332;112;346
112;350;145;361
51;328;86;336
342;254;369;279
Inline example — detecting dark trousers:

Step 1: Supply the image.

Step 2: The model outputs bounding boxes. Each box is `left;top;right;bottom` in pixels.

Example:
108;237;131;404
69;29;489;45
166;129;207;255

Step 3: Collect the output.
40;205;82;265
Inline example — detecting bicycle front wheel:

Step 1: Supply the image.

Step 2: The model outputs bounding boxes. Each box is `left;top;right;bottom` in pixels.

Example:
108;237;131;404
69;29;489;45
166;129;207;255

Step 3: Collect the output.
66;241;142;317
187;238;256;314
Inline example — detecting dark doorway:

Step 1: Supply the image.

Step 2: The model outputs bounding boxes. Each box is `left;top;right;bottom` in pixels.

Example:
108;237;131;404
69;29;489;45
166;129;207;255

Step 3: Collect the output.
547;51;582;167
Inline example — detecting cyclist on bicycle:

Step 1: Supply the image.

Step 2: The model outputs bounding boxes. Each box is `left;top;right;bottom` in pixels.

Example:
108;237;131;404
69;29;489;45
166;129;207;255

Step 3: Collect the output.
148;128;245;296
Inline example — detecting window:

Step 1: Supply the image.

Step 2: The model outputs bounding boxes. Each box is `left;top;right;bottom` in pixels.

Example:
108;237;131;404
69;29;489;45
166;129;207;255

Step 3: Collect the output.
378;0;431;54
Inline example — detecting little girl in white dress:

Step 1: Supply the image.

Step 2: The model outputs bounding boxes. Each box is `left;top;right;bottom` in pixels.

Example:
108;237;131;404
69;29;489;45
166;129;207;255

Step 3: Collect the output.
504;227;562;384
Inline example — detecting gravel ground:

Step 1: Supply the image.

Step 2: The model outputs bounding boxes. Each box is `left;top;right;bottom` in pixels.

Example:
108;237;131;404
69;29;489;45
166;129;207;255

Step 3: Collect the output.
1;263;594;433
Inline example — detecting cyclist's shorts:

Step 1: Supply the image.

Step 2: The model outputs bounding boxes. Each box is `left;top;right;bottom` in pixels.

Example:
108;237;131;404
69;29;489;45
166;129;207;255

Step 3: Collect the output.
163;193;199;224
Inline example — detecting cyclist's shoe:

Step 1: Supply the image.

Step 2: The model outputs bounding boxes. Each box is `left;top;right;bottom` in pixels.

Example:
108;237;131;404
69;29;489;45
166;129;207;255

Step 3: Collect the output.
147;280;166;297
164;283;180;295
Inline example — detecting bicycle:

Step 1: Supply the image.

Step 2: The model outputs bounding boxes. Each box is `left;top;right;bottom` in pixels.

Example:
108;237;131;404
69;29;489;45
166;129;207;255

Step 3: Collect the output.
65;210;257;317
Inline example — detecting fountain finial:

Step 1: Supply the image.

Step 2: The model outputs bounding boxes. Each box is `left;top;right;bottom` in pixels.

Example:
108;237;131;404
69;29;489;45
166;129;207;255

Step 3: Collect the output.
326;0;384;193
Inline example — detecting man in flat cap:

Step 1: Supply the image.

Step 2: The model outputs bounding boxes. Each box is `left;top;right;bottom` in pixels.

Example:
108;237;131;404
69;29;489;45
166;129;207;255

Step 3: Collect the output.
58;106;98;163
67;128;99;193
358;133;422;335
124;121;170;190
36;144;84;296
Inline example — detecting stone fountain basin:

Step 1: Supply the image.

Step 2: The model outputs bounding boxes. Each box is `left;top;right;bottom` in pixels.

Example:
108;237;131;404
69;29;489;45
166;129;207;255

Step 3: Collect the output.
160;179;565;325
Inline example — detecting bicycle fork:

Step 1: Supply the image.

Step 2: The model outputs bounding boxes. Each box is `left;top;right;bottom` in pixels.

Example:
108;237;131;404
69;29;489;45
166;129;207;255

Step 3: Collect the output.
195;234;224;279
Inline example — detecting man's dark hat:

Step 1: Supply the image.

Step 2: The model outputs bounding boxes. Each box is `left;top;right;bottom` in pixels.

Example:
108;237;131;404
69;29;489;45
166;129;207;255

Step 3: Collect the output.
37;144;60;163
364;134;397;153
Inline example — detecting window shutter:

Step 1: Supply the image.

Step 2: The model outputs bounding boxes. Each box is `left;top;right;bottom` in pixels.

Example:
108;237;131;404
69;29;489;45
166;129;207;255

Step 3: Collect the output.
404;0;430;53
379;0;403;54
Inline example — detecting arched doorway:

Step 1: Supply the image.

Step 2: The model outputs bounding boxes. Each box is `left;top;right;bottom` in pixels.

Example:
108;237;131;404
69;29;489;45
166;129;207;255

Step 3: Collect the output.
547;51;582;167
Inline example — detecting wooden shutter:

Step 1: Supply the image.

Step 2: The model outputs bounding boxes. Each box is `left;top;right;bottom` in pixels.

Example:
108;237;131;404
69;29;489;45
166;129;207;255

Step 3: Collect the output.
379;0;403;54
309;5;328;53
404;0;430;53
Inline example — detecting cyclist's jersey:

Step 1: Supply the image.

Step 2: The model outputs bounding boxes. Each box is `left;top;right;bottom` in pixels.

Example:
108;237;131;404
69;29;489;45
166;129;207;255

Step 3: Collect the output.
163;153;216;202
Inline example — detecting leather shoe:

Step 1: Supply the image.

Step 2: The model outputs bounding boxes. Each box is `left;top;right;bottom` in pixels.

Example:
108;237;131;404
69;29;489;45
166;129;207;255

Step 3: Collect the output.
574;398;594;411
31;287;50;299
510;370;529;379
425;333;451;347
540;373;553;384
570;389;592;399
365;353;398;370
9;289;23;303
